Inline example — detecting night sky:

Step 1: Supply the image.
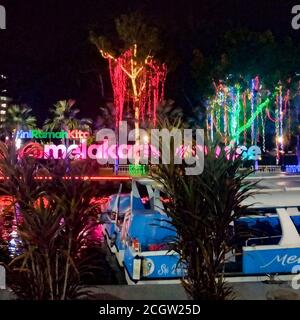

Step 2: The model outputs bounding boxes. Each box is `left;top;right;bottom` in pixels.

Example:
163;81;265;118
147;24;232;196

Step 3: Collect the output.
0;0;299;125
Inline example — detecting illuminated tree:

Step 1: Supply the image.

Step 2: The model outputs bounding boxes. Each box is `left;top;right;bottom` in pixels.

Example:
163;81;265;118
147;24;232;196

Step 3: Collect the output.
207;75;298;164
193;30;300;164
90;13;167;140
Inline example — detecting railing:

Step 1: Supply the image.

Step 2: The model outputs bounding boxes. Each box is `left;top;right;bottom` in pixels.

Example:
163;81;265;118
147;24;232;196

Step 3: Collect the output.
114;164;150;176
251;165;282;174
114;165;130;175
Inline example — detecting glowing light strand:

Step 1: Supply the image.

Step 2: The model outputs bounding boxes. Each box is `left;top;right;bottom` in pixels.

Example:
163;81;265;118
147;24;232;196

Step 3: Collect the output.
275;94;280;164
100;45;167;127
251;79;255;145
234;86;241;144
279;84;284;151
235;97;270;138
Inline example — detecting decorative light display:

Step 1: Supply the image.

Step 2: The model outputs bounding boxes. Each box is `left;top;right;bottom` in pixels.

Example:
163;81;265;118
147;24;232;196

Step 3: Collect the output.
18;142;44;159
0;196;13;243
129;164;148;176
99;44;167;129
235;97;270;139
285;165;300;173
208;76;293;164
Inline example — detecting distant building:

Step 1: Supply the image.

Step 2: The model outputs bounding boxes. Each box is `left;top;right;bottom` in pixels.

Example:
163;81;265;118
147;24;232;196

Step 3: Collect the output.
0;74;11;129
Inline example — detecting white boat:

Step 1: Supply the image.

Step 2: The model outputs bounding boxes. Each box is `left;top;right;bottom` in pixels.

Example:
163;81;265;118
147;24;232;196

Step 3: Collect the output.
226;174;300;282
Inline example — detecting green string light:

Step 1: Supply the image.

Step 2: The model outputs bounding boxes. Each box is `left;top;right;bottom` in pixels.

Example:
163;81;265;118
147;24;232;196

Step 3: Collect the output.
129;164;148;176
234;87;241;144
235;97;270;138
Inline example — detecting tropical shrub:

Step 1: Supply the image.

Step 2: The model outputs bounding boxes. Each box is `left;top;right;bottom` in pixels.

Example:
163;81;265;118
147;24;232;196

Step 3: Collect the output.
151;121;256;300
0;142;103;300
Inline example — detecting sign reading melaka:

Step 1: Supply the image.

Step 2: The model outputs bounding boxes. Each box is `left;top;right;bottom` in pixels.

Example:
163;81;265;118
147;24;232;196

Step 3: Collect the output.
16;130;90;140
19;140;262;163
19;141;158;161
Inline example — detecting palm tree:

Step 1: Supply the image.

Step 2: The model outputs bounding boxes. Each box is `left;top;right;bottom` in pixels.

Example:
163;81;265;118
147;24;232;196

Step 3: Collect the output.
43;100;92;144
94;103;116;131
154;100;184;127
155;99;207;131
2;104;36;141
185;103;207;129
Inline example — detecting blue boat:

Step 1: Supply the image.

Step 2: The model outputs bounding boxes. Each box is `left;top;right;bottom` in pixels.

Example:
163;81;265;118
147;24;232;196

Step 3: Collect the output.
123;178;185;284
103;178;185;284
102;188;131;266
103;174;300;283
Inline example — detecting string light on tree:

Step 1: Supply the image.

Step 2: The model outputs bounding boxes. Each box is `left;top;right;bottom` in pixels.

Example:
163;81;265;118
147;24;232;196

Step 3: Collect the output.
99;44;167;131
207;75;294;163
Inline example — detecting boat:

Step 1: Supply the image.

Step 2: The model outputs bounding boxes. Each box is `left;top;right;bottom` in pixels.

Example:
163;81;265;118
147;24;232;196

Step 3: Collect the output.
226;173;300;282
103;178;185;284
122;178;185;285
103;173;300;283
102;187;131;266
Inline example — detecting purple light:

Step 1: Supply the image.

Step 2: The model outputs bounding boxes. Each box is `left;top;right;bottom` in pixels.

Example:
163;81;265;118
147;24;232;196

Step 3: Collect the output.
285;165;300;173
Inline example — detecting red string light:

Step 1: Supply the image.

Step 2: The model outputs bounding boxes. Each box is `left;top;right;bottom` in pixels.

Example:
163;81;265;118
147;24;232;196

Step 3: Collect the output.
101;45;167;127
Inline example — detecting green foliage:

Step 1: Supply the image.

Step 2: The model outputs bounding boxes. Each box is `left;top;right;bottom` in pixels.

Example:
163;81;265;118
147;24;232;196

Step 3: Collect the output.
155;100;207;135
191;49;215;97
90;12;161;62
218;30;297;87
89;32;115;56
115;12;161;57
192;29;300;97
0;142;103;300
2;104;36;139
150;100;183;128
151;120;256;300
43;100;92;133
96;103;117;130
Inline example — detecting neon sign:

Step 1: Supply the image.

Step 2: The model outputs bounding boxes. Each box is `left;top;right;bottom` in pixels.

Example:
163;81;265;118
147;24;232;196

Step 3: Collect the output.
20;141;159;162
205;144;262;161
129;164;148;176
235;145;262;161
16;130;90;140
20;141;262;163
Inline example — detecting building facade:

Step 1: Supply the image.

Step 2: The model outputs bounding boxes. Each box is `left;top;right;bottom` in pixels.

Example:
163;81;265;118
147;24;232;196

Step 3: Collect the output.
0;74;11;129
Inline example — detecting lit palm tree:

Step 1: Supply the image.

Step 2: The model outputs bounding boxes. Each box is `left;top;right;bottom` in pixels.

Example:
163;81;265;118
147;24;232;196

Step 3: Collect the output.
2;104;36;141
43;100;92;144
